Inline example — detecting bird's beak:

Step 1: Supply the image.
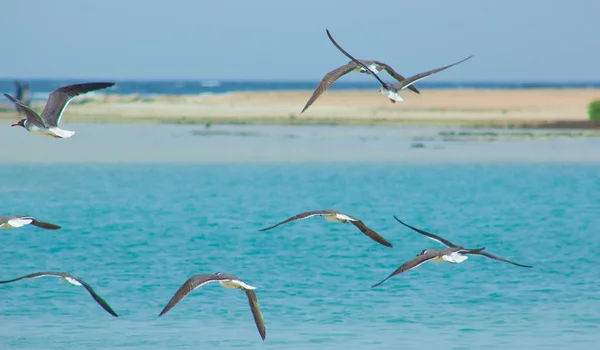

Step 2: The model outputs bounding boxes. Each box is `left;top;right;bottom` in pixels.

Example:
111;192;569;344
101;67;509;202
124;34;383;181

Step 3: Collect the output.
11;122;19;127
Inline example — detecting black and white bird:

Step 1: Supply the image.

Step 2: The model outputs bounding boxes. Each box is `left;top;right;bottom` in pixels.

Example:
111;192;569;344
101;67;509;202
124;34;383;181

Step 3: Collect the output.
0;215;60;230
0;272;118;317
372;246;486;288
326;29;472;104
259;209;393;247
5;82;115;138
393;216;533;268
372;216;532;287
301;59;420;113
159;272;266;341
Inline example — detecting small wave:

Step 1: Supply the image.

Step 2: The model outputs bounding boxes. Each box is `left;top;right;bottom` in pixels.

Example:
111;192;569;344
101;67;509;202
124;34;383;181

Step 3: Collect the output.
201;80;221;87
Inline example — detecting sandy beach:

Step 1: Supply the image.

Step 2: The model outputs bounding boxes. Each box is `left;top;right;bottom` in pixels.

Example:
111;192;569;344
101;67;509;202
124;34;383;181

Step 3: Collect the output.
1;89;599;127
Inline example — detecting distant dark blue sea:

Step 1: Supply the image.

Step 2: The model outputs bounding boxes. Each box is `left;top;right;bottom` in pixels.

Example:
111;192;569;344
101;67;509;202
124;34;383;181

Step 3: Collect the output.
1;79;600;101
1;163;599;349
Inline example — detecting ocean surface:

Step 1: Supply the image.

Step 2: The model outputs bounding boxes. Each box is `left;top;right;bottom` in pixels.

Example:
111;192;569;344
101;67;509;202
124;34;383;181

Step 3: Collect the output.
1;161;599;349
2;79;600;101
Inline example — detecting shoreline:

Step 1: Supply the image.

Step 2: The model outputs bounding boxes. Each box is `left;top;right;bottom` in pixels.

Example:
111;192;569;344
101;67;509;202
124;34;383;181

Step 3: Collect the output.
1;88;599;129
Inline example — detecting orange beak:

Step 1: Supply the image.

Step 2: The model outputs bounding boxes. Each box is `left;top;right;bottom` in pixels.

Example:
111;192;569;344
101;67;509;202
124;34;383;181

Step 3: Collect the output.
11;122;19;127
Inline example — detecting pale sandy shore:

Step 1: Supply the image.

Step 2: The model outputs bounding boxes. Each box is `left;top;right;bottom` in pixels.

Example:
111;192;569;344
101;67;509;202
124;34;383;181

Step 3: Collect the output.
1;89;599;127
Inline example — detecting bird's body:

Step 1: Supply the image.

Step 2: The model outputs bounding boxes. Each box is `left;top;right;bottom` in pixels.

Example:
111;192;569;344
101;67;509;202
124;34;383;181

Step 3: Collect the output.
0;272;118;317
159;272;266;341
0;215;60;230
259;209;393;247
5;82;115;138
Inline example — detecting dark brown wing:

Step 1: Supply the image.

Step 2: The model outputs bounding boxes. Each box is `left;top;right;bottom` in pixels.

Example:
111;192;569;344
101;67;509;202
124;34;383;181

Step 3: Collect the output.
372;252;439;288
373;61;420;94
30;219;61;230
158;274;222;316
258;210;336;231
245;290;266;341
397;55;473;91
325;29;390;89
301;63;358;113
41;82;115;127
350;220;393;247
468;251;532;268
3;94;47;127
393;216;457;248
75;277;119;317
0;272;63;283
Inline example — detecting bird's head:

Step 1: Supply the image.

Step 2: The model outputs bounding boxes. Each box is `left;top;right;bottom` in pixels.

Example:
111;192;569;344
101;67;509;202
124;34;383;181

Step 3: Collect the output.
417;249;429;256
11;119;25;128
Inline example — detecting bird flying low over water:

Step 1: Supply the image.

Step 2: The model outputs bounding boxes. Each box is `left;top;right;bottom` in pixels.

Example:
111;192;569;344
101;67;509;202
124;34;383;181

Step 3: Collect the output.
301;58;420;113
259;209;393;247
372;246;485;288
326;29;472;104
371;216;532;288
0;215;60;230
4;82;115;138
0;272;118;317
159;272;266;341
393;216;533;268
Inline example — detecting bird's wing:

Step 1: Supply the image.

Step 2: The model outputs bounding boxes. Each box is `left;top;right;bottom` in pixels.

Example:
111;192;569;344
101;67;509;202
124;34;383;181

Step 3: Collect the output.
325;29;390;89
259;210;334;231
373;61;420;94
3;94;46;127
397;55;473;91
468;250;532;268
30;219;61;230
349;220;393;247
0;271;62;283
74;277;119;317
393;216;457;247
158;274;223;316
40;82;115;127
245;290;266;340
372;252;439;288
301;62;357;113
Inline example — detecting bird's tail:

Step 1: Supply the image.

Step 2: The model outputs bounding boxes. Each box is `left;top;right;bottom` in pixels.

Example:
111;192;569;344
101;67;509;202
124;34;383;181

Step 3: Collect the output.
49;128;75;139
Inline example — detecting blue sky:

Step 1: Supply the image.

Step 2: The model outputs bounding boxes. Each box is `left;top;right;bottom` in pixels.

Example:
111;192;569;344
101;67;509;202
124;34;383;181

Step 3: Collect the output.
1;0;598;81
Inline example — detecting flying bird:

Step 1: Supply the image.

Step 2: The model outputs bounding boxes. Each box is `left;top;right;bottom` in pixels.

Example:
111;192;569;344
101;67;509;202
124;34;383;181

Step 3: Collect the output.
301;59;420;113
372;246;486;288
0;272;118;317
5;82;115;138
159;272;266;341
393;215;533;268
326;29;472;103
259;209;393;247
0;215;60;230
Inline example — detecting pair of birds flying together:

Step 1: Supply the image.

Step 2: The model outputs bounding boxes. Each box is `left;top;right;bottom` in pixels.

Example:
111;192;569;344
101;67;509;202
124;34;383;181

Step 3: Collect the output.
301;29;472;113
0;271;266;340
259;209;532;289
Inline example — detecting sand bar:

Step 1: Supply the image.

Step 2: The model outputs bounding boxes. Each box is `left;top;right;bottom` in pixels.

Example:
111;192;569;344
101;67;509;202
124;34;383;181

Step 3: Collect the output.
1;89;599;127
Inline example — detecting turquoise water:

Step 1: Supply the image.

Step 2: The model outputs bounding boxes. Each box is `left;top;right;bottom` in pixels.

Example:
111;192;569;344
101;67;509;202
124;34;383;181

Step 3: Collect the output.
1;163;599;349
